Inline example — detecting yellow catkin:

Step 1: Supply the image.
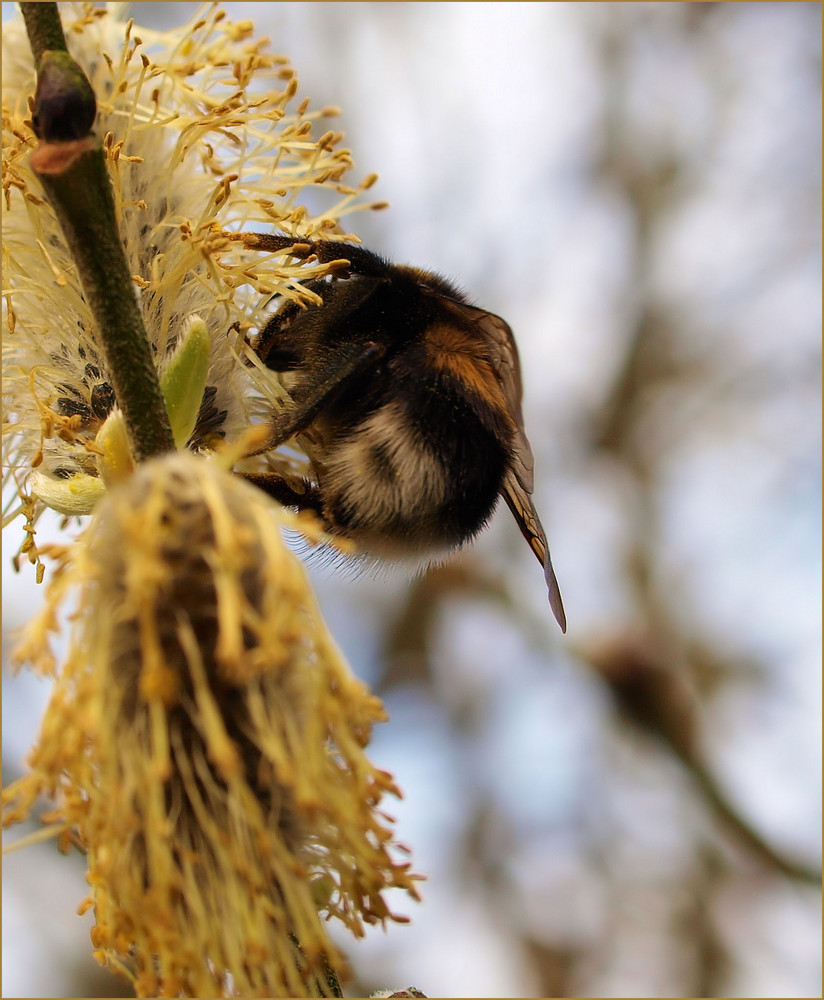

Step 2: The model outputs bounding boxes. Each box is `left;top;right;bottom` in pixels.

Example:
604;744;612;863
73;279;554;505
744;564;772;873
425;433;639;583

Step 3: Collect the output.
3;2;384;561
3;454;420;998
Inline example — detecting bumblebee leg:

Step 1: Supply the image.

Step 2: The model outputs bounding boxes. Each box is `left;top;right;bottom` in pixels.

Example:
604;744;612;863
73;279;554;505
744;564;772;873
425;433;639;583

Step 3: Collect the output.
238;233;390;278
241;472;324;515
264;340;386;450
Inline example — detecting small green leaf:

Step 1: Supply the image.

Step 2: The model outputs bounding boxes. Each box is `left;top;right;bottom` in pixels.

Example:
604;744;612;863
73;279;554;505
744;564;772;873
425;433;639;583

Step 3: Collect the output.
160;317;211;449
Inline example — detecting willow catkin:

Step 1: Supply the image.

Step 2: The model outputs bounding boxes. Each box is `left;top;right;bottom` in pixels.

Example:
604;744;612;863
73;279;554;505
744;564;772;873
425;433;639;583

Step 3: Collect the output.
4;453;420;998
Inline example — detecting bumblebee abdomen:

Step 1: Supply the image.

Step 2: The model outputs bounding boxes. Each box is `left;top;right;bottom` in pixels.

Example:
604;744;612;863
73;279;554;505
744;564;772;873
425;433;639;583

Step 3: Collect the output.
315;390;510;557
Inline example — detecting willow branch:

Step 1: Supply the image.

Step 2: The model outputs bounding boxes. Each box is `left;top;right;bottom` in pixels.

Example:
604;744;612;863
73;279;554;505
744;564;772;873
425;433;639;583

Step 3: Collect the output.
20;1;66;62
21;2;175;461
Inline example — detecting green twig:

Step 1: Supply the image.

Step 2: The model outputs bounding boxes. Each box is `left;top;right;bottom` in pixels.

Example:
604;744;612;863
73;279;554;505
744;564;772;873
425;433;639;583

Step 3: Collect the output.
20;1;66;62
21;2;175;461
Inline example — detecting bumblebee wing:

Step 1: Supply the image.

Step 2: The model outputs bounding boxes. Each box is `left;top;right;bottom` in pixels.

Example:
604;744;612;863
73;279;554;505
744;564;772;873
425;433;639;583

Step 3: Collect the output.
444;300;566;632
501;474;566;633
443;301;534;492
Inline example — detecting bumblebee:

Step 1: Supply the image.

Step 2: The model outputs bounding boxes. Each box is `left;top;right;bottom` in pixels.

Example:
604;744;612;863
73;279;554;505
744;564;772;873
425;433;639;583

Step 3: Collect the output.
240;235;566;633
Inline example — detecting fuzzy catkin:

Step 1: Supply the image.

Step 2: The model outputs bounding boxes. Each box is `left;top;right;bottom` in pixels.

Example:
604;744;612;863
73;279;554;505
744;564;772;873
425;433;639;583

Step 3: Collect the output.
5;454;420;997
